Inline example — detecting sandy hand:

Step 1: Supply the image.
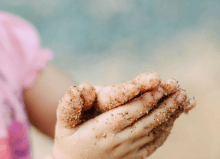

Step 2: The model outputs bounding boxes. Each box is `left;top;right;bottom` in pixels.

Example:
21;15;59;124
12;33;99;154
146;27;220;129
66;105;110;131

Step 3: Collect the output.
57;72;161;129
53;72;195;159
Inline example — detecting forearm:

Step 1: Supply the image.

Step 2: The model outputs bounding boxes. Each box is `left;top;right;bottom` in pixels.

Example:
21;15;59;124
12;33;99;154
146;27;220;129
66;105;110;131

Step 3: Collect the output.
24;64;77;138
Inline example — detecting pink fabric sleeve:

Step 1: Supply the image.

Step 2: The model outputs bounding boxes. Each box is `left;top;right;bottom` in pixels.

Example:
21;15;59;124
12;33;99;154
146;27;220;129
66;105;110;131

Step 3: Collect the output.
0;12;53;88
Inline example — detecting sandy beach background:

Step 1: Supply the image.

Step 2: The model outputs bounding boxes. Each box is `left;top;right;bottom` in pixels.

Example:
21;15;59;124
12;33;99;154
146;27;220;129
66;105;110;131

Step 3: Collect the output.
1;0;220;158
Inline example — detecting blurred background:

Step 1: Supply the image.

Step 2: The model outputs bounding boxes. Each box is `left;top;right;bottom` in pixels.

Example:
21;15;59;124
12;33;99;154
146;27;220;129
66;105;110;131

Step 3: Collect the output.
1;0;220;158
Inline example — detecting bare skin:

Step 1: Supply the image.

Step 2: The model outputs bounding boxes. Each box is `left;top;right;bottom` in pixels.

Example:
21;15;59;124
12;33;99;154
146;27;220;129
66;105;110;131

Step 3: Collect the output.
24;66;195;159
57;82;97;129
78;82;96;111
95;72;161;112
45;75;195;159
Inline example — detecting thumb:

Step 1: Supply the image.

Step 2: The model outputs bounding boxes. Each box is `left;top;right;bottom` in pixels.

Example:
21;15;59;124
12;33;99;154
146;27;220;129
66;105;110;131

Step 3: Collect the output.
57;86;83;129
57;82;96;129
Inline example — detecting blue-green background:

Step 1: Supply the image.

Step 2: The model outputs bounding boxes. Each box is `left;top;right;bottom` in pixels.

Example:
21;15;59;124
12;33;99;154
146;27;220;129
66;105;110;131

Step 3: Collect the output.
1;0;220;85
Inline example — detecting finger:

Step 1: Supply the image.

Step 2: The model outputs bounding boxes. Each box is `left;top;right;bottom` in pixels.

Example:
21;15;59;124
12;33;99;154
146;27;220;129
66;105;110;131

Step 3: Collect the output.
122;123;173;159
137;129;170;158
150;106;184;135
95;72;161;112
123;105;186;159
57;83;96;129
184;97;196;113
78;81;96;111
57;86;83;129
112;133;156;159
93;85;104;94
133;104;186;158
117;89;187;139
135;89;187;132
120;106;181;151
132;72;161;93
82;79;179;135
160;78;180;95
127;131;158;153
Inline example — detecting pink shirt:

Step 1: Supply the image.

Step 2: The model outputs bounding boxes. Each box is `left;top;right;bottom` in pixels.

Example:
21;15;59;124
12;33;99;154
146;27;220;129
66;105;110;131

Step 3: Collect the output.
0;13;53;159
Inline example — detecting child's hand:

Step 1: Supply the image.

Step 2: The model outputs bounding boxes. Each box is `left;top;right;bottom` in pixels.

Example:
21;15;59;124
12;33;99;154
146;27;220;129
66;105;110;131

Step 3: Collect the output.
50;73;195;159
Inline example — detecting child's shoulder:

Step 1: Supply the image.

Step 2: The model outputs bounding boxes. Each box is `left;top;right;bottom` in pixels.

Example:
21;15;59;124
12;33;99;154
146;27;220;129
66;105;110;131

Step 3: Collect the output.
0;12;53;88
0;12;35;27
0;12;40;47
